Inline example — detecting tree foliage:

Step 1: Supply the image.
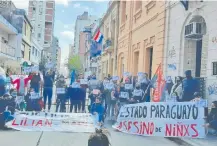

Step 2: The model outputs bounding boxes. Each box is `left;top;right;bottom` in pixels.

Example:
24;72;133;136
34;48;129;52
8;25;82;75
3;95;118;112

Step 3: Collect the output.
66;55;83;75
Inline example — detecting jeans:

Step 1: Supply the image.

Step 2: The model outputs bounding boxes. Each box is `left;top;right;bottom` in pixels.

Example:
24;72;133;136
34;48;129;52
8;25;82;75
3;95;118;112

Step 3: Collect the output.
43;87;53;110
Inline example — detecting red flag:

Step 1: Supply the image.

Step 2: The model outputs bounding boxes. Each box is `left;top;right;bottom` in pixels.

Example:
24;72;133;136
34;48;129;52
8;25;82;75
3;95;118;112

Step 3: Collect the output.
152;64;165;102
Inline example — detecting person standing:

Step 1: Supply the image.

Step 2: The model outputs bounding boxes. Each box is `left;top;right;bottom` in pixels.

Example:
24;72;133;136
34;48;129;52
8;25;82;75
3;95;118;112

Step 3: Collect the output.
30;72;41;93
43;70;54;112
182;70;199;101
70;70;76;85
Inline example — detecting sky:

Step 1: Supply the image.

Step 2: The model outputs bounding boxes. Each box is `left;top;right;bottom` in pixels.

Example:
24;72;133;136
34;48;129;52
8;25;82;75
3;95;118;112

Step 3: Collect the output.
12;0;109;63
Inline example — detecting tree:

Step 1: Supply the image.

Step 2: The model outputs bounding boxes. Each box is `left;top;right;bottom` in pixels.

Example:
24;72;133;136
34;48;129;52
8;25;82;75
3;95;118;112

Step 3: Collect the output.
65;55;83;77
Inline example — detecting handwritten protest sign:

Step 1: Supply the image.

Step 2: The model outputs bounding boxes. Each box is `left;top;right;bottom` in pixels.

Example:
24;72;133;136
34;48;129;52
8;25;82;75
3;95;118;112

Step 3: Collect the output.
6;112;96;132
71;82;80;88
119;92;129;99
23;66;39;73
56;88;65;94
45;62;54;69
104;82;114;90
112;76;119;81
133;90;143;96
125;84;133;90
80;79;88;85
30;92;40;99
124;72;131;77
137;72;144;77
93;89;100;95
113;102;205;138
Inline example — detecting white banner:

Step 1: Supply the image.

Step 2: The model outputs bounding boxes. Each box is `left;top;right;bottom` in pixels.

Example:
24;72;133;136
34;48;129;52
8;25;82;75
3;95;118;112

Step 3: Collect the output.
71;82;80;88
119;92;129;99
80;79;88;85
113;102;206;138
125;84;133;90
6;112;96;132
56;88;65;94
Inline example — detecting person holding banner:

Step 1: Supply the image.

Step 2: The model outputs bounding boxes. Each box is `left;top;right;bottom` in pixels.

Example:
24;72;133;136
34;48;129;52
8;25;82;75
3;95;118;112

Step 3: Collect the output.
30;71;42;93
11;74;33;95
139;73;151;102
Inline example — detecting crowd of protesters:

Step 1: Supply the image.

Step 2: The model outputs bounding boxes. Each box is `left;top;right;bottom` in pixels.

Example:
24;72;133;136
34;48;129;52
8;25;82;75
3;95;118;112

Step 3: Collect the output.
0;66;217;135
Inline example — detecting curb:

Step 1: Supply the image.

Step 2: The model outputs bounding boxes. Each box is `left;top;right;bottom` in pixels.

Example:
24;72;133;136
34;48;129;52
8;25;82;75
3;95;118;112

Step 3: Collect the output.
166;137;194;146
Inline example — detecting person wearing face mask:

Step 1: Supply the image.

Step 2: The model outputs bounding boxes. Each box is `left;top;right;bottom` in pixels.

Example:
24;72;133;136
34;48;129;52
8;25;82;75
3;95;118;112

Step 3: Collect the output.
140;73;151;102
130;83;144;104
55;75;66;112
170;76;183;101
204;101;217;135
30;71;41;93
182;70;199;101
11;74;32;95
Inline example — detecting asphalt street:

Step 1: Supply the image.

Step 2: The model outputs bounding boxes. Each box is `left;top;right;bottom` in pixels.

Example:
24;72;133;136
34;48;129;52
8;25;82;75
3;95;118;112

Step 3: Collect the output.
0;126;180;146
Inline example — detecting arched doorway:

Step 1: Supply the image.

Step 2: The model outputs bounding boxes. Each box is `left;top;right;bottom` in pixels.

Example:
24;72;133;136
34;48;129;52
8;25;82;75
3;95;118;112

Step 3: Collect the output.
183;15;207;77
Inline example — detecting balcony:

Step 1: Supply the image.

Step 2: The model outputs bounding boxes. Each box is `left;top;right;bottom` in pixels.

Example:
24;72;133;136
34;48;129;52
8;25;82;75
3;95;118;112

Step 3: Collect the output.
0;41;16;58
103;39;113;53
0;15;18;34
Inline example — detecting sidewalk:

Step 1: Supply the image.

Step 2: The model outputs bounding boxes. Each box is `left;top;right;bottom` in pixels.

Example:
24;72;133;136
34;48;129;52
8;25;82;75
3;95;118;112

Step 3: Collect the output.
180;135;217;146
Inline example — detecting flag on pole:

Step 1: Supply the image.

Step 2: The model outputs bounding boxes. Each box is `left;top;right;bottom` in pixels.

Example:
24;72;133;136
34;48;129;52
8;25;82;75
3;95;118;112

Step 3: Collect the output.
151;63;166;102
93;30;104;43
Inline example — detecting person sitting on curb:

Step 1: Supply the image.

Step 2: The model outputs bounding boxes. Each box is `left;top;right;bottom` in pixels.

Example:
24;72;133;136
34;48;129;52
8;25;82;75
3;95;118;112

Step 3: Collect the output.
88;129;110;146
204;101;217;135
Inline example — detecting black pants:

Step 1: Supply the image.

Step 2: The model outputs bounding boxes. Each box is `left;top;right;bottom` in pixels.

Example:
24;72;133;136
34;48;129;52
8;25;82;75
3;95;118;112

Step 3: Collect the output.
70;100;81;113
43;87;53;110
56;94;66;112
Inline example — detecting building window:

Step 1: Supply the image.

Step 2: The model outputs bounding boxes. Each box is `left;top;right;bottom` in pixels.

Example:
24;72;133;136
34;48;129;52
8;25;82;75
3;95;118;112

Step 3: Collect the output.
35;49;37;56
121;1;127;24
21;50;24;58
33;7;36;11
135;1;142;11
38;33;41;38
213;62;217;75
32;47;35;55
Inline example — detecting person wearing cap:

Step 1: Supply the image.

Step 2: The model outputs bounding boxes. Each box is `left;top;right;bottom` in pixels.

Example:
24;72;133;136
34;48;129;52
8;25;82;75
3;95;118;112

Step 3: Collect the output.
182;70;199;101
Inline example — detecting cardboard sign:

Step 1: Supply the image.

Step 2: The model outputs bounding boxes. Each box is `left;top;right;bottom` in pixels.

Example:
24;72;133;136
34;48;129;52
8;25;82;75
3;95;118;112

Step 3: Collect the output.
125;84;133;90
80;79;88;85
112;76;119;81
30;92;40;99
104;82;114;90
45;62;54;69
137;72;144;77
133;89;143;96
113;102;205;138
6;112;96;132
120;92;129;99
124;72;131;77
71;82;80;88
92;89;100;95
23;66;39;73
56;88;65;94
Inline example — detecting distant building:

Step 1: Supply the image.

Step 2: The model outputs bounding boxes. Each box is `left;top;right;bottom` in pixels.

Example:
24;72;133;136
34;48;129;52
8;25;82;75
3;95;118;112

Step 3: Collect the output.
30;36;43;65
28;0;55;57
74;12;98;54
